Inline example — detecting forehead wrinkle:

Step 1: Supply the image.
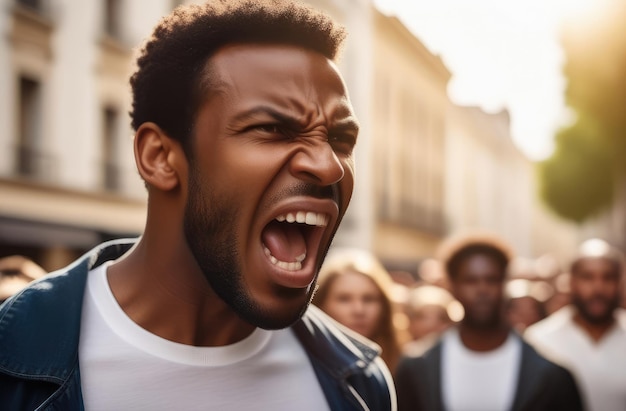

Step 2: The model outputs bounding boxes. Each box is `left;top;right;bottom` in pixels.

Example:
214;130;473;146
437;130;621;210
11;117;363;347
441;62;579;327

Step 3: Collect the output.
292;94;358;134
204;45;355;131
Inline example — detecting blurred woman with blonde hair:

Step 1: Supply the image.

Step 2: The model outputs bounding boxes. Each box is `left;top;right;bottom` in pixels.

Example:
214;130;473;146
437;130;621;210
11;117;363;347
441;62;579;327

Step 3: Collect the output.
313;248;402;371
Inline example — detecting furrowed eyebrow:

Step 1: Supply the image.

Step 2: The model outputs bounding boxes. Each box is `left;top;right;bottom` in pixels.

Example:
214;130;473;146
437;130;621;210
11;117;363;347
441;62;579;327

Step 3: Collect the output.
232;105;360;138
330;118;360;135
232;106;302;127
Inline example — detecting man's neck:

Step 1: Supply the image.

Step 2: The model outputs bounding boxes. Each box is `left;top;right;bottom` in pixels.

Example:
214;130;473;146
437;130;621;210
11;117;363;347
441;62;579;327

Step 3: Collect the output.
458;322;510;352
573;311;615;343
106;240;256;347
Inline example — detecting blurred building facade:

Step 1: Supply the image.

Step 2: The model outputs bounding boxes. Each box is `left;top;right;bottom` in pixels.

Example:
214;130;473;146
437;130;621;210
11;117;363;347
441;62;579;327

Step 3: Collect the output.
0;0;177;270
370;10;450;271
367;9;580;276
445;107;533;255
0;0;581;274
446;105;579;262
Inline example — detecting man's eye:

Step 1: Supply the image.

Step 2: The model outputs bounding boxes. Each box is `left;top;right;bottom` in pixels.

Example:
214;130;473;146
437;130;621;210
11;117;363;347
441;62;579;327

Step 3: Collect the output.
329;134;356;155
254;124;283;134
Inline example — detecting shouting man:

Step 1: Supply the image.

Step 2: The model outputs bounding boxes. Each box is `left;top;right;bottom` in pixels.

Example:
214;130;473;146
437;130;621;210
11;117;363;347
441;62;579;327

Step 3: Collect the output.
0;1;395;410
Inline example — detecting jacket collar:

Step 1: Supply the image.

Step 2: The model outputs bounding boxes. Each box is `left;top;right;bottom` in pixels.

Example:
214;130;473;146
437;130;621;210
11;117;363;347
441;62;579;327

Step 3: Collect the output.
293;305;381;379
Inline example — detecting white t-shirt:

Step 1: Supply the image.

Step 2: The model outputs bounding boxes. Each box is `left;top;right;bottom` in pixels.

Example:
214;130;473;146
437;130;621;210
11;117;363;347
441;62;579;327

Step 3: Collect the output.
441;327;522;411
525;305;626;411
79;262;330;411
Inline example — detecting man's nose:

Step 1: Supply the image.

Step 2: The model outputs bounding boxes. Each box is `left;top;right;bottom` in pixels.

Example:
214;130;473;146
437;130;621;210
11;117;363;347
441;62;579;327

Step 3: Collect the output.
288;139;345;186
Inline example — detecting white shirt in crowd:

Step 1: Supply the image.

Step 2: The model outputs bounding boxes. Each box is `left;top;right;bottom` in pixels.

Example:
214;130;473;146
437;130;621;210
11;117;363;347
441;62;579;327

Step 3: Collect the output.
525;305;626;411
441;327;522;411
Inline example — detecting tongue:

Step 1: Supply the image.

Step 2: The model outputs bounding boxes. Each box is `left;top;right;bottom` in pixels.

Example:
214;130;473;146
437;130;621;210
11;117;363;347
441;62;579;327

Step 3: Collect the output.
262;221;306;263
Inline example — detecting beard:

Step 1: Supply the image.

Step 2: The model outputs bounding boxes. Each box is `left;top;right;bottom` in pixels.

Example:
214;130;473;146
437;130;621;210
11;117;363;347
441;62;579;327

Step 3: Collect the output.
572;293;620;325
461;299;504;330
463;309;502;330
183;168;310;330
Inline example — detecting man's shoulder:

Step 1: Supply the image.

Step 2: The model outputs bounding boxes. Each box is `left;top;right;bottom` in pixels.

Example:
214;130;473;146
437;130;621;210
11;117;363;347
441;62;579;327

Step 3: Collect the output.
294;306;396;410
0;260;86;324
525;306;574;342
520;337;577;379
517;338;584;410
0;239;136;380
0;238;136;313
0;260;89;382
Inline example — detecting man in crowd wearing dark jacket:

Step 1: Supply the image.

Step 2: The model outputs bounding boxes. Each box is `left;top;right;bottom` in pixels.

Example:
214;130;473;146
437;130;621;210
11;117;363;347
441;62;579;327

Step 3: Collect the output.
395;233;582;411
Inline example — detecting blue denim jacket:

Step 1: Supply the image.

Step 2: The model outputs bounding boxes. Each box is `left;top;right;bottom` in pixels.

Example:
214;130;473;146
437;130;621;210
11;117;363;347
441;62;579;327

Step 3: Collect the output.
0;239;396;411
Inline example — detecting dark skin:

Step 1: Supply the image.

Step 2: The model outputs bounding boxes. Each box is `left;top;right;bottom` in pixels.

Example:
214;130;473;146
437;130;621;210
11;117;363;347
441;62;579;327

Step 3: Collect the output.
107;44;359;347
570;257;622;342
449;253;510;351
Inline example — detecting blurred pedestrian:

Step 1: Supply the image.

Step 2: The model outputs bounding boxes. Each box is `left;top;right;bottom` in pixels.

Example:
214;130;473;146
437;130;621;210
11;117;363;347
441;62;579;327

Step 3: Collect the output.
544;271;572;315
313;247;403;372
526;238;626;411
505;279;548;333
0;1;395;409
402;284;456;357
0;255;46;304
395;232;583;411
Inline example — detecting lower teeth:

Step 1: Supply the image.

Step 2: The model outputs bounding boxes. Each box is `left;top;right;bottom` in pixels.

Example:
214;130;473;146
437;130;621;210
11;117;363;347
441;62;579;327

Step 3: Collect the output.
263;246;304;271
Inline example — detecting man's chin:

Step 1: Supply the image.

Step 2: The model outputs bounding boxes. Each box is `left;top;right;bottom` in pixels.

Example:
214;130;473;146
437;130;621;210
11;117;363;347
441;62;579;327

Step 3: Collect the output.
236;299;311;330
247;309;307;330
582;310;614;325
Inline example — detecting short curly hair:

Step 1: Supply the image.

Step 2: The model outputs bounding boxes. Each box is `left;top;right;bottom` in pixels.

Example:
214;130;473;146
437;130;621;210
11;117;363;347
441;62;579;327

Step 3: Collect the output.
438;232;513;280
129;0;346;152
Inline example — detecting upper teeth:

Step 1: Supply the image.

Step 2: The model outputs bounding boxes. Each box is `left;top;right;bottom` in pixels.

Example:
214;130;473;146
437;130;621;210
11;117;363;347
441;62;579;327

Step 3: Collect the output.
275;211;328;226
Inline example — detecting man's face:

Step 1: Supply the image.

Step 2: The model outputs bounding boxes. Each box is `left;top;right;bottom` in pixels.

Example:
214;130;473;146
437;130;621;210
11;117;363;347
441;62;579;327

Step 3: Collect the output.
450;254;505;329
570;258;622;324
183;44;358;329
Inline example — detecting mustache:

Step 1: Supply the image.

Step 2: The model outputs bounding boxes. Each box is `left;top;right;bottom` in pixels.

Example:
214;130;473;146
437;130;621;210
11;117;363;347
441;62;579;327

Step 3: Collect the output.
275;182;337;202
585;295;612;305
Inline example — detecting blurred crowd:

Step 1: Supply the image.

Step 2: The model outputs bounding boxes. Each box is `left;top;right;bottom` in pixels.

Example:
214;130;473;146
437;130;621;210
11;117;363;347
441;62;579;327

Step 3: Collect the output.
313;234;626;411
2;233;624;411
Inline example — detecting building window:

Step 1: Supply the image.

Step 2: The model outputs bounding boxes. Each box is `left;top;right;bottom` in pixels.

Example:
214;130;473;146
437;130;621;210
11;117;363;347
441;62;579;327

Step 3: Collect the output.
102;107;120;191
17;76;42;177
104;0;122;39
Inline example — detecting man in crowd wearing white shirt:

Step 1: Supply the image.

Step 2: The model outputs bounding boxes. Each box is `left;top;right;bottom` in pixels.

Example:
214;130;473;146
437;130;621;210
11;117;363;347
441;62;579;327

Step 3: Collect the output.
526;238;626;411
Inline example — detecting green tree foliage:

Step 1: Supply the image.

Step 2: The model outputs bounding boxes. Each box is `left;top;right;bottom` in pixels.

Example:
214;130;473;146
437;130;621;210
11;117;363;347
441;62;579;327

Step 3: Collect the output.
540;0;626;222
539;118;615;222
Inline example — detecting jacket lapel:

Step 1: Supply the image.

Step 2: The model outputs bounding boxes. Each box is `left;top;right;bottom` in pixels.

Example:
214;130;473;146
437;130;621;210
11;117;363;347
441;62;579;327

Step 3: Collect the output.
425;342;445;411
510;339;541;411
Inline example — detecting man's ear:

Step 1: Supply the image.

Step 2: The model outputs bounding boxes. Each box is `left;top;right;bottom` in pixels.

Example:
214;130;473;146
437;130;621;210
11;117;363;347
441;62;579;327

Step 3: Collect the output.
134;122;186;191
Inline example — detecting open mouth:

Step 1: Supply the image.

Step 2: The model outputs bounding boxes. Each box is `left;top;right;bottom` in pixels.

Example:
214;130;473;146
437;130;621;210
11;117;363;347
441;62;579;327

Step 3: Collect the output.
261;211;328;272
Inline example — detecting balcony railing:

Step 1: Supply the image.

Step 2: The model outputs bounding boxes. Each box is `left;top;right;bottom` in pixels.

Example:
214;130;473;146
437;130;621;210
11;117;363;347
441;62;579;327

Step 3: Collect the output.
377;197;447;235
13;144;56;182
